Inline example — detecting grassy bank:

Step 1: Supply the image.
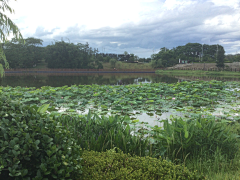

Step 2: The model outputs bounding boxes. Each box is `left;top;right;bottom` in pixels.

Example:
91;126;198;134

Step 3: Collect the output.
156;69;240;78
30;60;154;70
102;62;153;70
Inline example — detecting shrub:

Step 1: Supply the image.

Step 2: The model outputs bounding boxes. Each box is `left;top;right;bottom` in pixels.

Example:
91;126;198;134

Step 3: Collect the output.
80;148;205;180
0;96;82;179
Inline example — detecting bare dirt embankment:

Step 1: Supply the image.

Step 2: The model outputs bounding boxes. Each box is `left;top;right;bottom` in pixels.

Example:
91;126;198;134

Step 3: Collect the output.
168;62;240;70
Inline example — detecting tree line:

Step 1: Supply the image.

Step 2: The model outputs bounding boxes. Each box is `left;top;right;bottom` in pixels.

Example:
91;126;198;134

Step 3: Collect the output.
2;38;105;69
151;43;226;68
2;38;236;70
2;37;152;69
3;38;44;68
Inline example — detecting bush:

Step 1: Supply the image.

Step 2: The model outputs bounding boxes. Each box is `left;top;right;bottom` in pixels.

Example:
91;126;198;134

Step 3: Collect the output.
0;96;82;179
80;148;205;179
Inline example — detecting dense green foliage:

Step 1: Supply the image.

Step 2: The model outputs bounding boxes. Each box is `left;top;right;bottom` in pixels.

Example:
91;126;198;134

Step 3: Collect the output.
3;38;44;68
81;148;205;180
225;54;240;63
0;96;82;179
45;41;103;69
151;43;225;68
3;39;103;69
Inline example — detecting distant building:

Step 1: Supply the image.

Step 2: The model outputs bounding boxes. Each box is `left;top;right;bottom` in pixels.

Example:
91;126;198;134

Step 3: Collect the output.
96;53;138;61
97;53;119;59
179;59;189;64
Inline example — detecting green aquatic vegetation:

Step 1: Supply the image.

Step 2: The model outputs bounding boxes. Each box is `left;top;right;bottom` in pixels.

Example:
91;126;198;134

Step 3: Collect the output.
1;81;240;133
0;80;236;118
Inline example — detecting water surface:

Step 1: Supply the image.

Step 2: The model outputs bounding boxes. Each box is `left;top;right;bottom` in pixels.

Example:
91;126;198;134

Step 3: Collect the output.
0;73;178;87
1;73;239;87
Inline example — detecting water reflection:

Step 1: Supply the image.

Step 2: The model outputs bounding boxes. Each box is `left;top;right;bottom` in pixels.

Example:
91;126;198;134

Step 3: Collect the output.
1;72;239;88
175;75;240;82
0;73;178;87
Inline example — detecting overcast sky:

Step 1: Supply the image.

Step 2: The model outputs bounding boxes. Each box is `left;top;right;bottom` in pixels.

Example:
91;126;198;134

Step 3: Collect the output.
6;0;240;57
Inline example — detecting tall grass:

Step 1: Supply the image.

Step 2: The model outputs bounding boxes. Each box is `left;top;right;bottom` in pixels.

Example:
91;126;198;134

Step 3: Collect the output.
186;149;240;179
151;115;239;161
53;110;150;157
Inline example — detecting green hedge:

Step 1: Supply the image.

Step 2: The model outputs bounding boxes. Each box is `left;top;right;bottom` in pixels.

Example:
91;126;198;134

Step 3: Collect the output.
80;148;205;180
0;96;82;179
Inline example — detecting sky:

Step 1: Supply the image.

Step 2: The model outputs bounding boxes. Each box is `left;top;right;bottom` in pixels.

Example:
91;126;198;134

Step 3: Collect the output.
5;0;240;58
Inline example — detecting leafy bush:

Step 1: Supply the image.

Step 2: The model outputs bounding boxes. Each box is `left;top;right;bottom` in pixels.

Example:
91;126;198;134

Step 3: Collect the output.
80;147;205;180
151;115;239;162
0;96;82;179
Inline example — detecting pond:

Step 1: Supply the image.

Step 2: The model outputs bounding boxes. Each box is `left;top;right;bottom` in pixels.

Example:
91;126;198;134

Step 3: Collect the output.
1;75;239;131
1;72;239;87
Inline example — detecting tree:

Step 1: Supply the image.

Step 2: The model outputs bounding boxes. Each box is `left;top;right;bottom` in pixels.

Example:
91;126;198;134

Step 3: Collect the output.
0;0;24;77
128;54;135;63
109;58;117;68
3;37;44;68
151;48;176;67
134;55;139;62
45;40;102;69
151;59;163;68
3;38;23;68
115;61;122;69
216;45;225;69
46;41;80;68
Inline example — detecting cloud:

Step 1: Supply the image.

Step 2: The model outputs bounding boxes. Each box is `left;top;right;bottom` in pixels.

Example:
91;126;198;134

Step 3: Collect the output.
34;26;58;37
12;0;240;57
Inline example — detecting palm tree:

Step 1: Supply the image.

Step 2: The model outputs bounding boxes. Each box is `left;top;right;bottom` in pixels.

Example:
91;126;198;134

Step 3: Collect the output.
0;0;23;78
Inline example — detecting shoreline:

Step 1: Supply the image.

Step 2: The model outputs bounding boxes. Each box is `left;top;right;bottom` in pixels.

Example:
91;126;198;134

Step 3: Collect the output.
5;71;156;74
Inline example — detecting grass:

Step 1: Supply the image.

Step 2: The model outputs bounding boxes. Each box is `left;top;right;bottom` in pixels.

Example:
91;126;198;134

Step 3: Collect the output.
31;60;154;70
156;69;240;78
186;153;240;180
103;62;153;70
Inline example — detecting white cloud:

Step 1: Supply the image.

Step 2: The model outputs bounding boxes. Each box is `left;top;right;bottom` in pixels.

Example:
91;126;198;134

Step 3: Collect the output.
163;0;196;10
3;0;240;57
210;0;240;9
